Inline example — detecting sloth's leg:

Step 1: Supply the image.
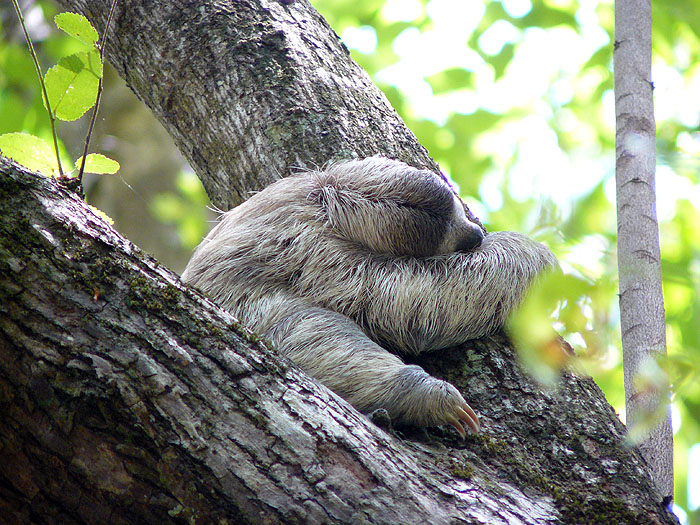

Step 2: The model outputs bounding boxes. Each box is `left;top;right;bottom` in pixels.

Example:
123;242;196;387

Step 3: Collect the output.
264;304;479;435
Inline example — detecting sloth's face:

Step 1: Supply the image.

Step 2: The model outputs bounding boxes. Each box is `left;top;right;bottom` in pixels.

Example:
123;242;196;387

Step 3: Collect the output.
440;192;484;254
446;195;484;252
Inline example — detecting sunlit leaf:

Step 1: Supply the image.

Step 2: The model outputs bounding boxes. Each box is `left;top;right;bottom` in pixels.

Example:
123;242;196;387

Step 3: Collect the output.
75;153;120;174
44;50;102;121
490;43;515;80
425;68;474;94
175;170;210;205
88;204;114;225
54;13;99;47
0;132;58;176
151;193;185;222
151;171;210;248
509;270;579;385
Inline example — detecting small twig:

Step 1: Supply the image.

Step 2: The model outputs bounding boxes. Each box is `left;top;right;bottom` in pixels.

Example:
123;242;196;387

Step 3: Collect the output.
78;0;119;182
11;0;64;178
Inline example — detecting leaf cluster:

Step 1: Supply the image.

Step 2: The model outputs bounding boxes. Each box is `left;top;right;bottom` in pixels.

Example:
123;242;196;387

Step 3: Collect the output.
0;9;119;178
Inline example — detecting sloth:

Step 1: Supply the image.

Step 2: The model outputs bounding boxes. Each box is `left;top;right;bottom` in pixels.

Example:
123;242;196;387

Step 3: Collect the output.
182;157;557;437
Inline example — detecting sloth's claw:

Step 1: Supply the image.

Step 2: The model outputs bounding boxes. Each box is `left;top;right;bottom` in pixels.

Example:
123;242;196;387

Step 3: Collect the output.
457;404;480;434
445;402;480;438
445;415;467;439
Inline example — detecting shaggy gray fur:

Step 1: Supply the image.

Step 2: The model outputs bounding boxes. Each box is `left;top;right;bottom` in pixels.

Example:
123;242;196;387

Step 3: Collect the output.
182;157;556;436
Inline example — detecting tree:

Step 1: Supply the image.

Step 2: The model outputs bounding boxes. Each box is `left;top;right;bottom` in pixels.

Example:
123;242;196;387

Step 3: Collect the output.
614;0;673;500
0;0;679;522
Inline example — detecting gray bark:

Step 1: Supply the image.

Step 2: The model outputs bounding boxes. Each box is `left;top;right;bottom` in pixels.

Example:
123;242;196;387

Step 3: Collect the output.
59;0;437;212
614;0;673;500
0;0;678;522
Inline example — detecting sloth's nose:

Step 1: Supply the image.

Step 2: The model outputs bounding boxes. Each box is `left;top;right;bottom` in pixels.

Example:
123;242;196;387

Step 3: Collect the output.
456;223;484;252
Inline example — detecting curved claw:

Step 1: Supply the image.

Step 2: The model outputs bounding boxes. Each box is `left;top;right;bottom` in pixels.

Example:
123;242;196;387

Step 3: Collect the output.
446;403;480;439
456;404;480;434
445;415;467;439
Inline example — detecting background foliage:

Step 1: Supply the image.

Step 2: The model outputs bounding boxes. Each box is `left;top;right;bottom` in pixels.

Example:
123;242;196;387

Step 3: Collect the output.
0;0;698;521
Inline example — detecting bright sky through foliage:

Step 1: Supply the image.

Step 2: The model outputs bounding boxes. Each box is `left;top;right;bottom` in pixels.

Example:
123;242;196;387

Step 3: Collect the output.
342;0;700;224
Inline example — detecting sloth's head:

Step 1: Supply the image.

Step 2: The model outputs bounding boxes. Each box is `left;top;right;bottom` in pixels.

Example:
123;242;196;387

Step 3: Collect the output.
311;157;484;257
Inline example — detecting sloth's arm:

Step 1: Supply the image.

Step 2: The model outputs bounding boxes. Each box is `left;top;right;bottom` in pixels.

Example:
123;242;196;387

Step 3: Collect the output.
258;296;479;435
348;231;557;355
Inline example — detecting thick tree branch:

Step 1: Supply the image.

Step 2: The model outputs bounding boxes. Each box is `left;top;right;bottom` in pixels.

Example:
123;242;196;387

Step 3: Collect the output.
0;158;676;522
0;158;477;523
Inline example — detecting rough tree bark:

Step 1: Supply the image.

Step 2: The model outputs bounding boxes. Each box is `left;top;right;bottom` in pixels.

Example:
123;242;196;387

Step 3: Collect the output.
614;0;673;501
0;0;678;523
64;0;438;212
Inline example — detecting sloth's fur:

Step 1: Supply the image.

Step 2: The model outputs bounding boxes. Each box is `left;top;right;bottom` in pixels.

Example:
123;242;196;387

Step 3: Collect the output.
182;157;556;434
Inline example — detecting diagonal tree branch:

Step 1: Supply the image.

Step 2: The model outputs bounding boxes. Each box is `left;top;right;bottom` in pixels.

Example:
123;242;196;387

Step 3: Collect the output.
58;0;437;211
0;157;477;523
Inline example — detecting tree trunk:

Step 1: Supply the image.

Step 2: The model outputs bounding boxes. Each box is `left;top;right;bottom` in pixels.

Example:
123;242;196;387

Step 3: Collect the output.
614;0;673;500
60;0;437;212
0;0;678;522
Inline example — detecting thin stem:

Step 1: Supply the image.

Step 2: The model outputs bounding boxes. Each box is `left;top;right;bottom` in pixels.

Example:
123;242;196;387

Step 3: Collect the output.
11;0;64;177
78;0;119;181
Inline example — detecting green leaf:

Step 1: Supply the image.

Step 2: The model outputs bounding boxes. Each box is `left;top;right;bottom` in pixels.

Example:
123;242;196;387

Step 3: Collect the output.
0;132;59;176
44;50;102;121
175;170;210;205
150;193;186;222
75;153;120;174
54;13;99;47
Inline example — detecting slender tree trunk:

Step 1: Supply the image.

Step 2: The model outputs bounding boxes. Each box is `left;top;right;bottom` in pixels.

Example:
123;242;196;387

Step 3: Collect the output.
0;0;679;522
614;0;673;501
